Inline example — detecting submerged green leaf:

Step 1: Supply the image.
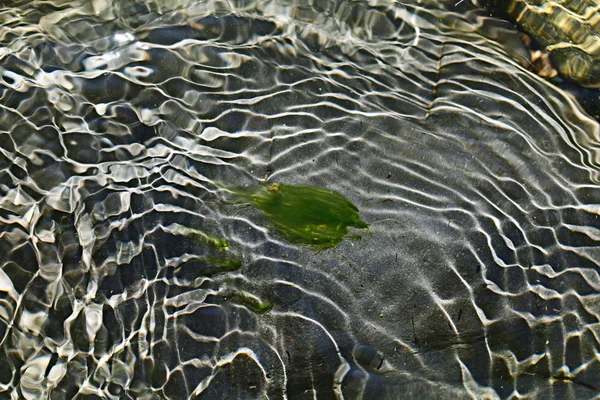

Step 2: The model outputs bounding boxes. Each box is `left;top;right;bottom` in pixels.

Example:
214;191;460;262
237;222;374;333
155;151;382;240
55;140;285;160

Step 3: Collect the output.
243;183;368;249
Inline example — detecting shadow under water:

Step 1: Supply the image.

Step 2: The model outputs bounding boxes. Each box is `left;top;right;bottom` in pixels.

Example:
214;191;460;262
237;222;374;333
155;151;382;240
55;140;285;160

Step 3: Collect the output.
0;0;599;399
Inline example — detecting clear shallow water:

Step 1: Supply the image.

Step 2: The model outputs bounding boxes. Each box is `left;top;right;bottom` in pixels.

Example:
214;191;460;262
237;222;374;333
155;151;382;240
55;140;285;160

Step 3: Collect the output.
0;0;599;399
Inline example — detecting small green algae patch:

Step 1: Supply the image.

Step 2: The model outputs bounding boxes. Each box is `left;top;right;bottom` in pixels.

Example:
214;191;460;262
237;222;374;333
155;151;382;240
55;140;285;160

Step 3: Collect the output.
232;291;274;314
184;227;230;250
201;255;242;271
242;183;368;249
170;224;241;275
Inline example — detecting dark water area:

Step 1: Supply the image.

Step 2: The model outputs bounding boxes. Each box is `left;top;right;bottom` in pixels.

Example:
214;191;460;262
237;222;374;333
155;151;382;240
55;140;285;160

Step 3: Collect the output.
0;1;599;399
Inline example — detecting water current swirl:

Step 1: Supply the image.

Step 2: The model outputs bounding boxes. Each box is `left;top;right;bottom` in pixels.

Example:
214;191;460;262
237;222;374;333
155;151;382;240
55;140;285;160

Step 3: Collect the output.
0;0;599;399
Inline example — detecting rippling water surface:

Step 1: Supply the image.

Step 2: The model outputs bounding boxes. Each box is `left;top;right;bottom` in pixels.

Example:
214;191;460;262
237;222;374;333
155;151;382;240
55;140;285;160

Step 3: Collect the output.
1;0;599;399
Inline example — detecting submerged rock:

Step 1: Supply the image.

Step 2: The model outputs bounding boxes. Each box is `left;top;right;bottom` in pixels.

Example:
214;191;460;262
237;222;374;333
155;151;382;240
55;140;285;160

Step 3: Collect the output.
475;0;600;88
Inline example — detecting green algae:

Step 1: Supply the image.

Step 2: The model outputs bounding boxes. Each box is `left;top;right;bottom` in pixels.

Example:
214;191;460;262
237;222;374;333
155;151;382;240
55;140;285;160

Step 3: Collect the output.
232;291;274;314
183;227;230;250
241;183;368;249
170;224;241;275
201;255;242;271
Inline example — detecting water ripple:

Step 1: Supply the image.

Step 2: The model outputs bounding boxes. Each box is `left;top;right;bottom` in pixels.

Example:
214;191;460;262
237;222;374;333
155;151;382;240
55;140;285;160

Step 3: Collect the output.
0;0;599;399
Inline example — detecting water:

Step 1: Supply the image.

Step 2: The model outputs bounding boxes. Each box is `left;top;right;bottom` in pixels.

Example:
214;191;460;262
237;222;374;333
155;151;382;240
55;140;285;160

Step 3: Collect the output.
1;0;599;399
